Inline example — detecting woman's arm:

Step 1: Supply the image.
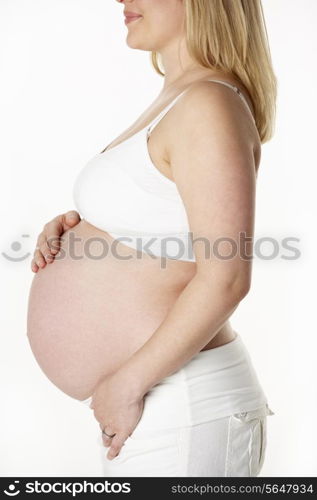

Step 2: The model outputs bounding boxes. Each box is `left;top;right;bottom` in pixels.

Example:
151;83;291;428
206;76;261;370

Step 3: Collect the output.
118;81;258;397
120;274;246;397
92;82;258;459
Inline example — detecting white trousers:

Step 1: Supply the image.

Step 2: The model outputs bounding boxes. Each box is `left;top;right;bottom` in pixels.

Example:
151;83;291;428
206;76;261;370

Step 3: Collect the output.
80;333;275;477
93;406;271;477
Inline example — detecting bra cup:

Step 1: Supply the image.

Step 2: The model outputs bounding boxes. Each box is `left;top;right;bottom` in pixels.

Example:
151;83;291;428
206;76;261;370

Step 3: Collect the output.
72;135;192;253
72;78;255;262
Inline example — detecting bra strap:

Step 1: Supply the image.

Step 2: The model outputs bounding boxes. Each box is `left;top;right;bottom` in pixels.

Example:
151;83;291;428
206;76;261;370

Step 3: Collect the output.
147;78;255;138
147;89;189;137
205;79;255;123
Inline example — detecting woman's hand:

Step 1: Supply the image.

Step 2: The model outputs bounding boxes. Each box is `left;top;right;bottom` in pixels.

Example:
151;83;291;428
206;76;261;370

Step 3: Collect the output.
31;210;81;272
90;370;145;460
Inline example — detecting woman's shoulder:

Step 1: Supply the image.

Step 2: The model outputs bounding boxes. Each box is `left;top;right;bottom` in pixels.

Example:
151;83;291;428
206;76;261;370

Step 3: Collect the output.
169;79;258;136
167;78;261;168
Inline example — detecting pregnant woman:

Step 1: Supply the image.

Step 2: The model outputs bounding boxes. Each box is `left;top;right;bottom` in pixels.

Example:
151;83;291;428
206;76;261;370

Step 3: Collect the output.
27;0;276;477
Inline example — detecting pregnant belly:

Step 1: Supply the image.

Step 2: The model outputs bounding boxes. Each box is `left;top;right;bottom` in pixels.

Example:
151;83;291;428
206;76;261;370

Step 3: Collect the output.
27;219;196;400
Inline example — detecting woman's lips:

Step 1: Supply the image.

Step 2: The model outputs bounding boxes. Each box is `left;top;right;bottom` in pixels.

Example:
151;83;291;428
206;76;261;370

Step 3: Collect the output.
124;15;143;25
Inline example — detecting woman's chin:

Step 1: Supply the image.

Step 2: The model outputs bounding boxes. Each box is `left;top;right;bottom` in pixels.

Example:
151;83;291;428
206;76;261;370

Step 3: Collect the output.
126;39;145;50
125;33;152;51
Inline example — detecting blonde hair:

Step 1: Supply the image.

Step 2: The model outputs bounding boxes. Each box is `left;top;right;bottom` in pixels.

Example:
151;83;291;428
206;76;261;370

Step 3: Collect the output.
150;0;277;144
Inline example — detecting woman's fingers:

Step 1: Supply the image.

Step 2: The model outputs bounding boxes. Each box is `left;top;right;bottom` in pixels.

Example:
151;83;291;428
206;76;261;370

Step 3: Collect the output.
46;211;81;255
106;433;127;460
38;227;57;263
44;218;63;256
30;258;39;273
30;211;81;272
100;422;115;447
30;218;61;271
31;252;46;271
99;422;129;459
31;234;45;268
102;432;114;448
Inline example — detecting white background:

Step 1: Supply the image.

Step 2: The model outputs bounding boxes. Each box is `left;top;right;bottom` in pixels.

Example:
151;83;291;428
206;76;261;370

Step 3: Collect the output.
0;0;316;477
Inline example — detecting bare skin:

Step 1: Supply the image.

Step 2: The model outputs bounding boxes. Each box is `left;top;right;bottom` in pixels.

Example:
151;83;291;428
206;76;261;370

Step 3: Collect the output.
27;0;262;460
27;69;259;402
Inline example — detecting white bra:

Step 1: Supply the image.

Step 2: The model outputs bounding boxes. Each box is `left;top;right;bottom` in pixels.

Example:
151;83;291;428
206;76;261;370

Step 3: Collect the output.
72;79;255;262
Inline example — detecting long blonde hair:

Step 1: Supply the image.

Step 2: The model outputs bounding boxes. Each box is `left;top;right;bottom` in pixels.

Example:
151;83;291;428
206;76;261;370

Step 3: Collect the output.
150;0;277;144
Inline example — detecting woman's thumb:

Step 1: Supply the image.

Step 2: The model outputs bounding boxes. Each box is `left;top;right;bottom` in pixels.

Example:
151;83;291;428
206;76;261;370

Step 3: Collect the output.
65;210;81;225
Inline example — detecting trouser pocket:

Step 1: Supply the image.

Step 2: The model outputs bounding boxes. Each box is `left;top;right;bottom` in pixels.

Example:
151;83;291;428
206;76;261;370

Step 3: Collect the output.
225;404;274;477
